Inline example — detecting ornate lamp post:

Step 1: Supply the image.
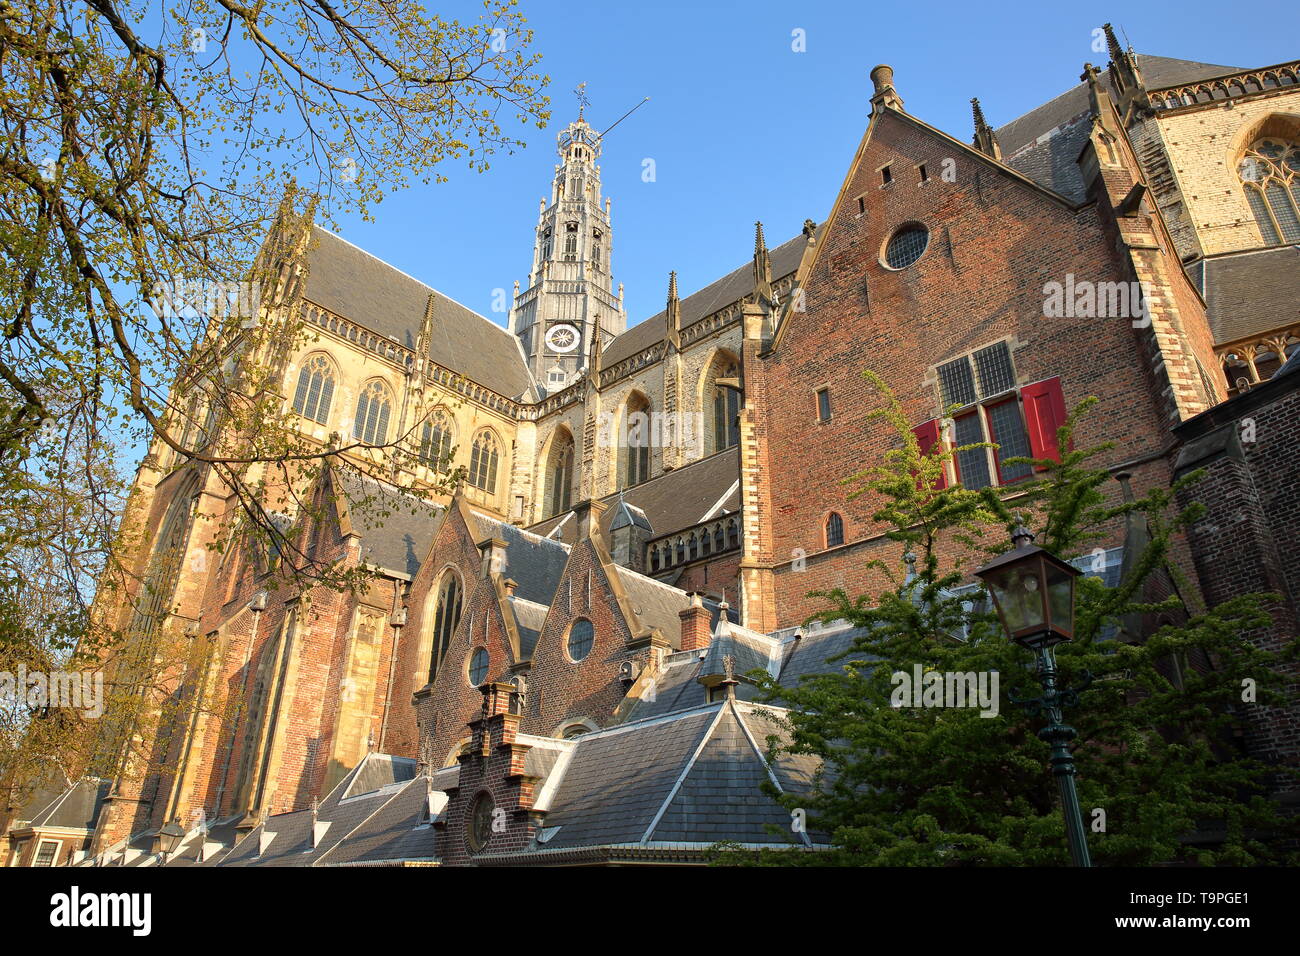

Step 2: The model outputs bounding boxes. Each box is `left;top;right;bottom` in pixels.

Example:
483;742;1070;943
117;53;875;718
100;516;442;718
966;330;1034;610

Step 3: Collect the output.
975;526;1093;868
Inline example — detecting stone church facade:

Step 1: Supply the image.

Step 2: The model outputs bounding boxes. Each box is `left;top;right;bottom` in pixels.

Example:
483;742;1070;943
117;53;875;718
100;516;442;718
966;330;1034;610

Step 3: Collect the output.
6;26;1298;866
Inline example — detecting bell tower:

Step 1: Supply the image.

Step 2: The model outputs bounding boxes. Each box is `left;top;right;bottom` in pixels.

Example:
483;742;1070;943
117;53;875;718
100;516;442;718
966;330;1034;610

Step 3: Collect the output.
509;102;626;395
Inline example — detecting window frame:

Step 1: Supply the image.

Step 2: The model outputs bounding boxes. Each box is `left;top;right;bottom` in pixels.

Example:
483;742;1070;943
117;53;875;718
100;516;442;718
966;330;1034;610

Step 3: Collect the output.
566;617;595;663
291;353;336;426
467;646;490;687
825;512;845;549
353;380;393;446
32;839;60;867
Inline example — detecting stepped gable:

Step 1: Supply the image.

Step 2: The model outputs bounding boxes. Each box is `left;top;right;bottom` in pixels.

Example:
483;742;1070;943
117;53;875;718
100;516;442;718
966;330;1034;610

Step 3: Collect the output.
303;226;533;399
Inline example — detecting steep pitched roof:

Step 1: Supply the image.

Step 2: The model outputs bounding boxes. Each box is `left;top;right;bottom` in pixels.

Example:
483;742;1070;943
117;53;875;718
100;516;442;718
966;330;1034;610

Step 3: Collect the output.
990;55;1243;203
313;778;440;867
333;468;443;578
601;232;812;368
994;54;1242;158
1190;247;1300;345
303;226;533;399
613;565;696;644
25;776;109;831
487;701;824;859
466;510;571;605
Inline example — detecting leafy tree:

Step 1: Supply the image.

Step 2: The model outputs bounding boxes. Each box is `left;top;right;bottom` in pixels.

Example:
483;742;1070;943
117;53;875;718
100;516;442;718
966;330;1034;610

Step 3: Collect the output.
0;0;547;802
734;372;1299;866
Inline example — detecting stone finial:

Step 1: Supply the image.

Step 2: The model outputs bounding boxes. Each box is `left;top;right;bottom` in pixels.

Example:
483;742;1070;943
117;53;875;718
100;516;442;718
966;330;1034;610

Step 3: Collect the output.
753;221;772;299
970;97;1002;161
666;270;681;341
802;218;818;239
1102;23;1125;65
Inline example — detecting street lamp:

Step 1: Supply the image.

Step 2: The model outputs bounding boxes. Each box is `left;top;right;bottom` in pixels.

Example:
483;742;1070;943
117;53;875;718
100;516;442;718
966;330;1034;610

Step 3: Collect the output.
154;820;186;864
976;526;1093;867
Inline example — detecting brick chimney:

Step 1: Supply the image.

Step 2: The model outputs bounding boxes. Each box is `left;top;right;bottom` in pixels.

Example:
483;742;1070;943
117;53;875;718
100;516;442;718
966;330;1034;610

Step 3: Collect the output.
679;593;712;652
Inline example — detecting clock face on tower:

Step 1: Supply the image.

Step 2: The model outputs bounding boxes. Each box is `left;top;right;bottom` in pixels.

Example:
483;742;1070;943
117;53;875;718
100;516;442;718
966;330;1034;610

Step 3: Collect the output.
545;323;580;354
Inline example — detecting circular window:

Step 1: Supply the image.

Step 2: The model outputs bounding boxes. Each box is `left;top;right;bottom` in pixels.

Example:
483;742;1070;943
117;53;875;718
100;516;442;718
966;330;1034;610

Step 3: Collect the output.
467;791;495;853
468;647;489;686
883;224;929;269
567;618;594;662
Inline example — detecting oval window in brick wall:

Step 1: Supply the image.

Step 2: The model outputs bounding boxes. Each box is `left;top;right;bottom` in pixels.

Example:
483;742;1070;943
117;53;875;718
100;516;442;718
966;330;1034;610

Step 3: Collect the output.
468;646;489;686
883;223;929;270
567;618;594;662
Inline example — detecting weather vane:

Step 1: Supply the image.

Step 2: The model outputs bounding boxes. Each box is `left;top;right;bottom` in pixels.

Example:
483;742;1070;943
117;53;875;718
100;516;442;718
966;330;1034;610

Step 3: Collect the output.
574;81;590;119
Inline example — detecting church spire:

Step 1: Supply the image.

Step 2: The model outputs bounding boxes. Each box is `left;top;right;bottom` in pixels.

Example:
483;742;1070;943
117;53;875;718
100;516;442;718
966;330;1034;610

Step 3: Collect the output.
970;98;1002;161
510;100;626;395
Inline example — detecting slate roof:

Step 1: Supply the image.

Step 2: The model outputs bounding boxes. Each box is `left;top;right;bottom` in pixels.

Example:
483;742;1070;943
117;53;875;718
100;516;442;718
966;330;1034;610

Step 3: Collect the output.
527;447;740;545
335;467;442;578
533;708;717;849
601;231;813;368
701;621;782;683
1190;247;1300;345
25;777;109;831
341;754;417;800
467;510;571;605
314;778;439;866
506;595;549;657
614;565;695;645
774;622;874;689
995;54;1242;158
995;55;1243;204
197;753;428;867
304;227;534;399
491;701;822;858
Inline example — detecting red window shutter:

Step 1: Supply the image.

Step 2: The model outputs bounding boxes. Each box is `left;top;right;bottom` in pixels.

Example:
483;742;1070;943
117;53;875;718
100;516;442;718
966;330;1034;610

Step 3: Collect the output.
912;418;948;490
1021;377;1068;466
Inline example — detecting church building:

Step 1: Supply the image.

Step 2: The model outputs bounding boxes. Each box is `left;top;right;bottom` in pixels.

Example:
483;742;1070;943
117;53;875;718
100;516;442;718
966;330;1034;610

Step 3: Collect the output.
5;25;1297;867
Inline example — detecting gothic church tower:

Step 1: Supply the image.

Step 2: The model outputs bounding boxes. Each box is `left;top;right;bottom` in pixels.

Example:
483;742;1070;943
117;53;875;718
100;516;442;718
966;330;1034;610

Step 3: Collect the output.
509;110;626;394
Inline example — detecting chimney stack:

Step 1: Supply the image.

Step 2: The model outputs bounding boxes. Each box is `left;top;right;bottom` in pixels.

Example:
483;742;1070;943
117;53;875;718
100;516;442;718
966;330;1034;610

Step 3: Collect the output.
679;593;712;652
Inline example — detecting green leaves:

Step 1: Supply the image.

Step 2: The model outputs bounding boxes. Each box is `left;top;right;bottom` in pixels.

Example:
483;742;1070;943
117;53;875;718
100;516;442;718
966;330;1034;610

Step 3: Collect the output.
727;373;1299;867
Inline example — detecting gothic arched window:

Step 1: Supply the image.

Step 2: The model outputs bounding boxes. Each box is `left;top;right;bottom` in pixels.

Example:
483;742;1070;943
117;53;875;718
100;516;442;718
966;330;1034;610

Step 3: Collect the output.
825;512;844;548
546;429;575;518
592;229;603;269
419;409;455;470
292;354;335;425
427;571;463;683
541;227;552;261
353;380;392;445
468;430;500;493
564;221;579;259
706;354;742;454
622;394;651;489
1239;137;1300;245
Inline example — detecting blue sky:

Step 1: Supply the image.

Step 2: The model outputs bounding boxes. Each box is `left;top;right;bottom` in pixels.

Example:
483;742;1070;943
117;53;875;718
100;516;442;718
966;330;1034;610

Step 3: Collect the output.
327;0;1298;331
